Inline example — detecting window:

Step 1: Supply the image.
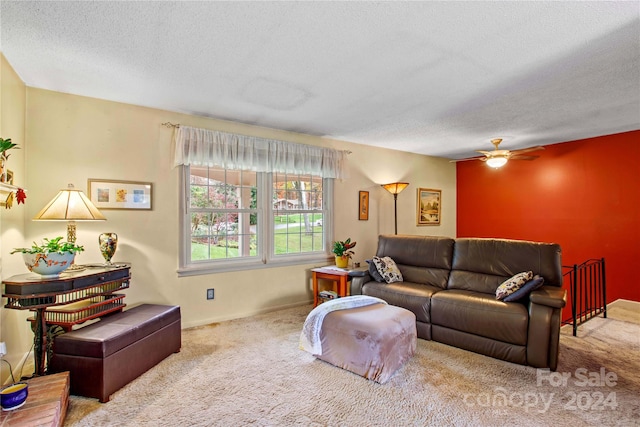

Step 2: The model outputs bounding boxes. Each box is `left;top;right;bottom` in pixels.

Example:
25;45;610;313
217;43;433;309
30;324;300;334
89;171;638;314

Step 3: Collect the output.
173;125;346;275
273;172;324;255
189;167;258;261
180;166;332;275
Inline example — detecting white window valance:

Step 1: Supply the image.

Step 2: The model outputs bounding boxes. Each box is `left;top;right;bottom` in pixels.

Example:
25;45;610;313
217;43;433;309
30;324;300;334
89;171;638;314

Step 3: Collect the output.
173;125;349;179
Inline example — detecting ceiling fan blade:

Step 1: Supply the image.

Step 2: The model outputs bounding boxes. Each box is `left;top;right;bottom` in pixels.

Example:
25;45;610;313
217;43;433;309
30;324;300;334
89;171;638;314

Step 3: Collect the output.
510;145;545;155
509;154;540;161
449;156;484;163
475;150;492;156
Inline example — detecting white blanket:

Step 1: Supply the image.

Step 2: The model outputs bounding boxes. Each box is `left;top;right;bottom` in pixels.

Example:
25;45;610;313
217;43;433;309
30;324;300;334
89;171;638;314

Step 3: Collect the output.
299;295;387;355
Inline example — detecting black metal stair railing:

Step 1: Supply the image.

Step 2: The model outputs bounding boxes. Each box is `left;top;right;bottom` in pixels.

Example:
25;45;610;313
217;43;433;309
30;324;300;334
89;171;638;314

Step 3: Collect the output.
562;258;606;336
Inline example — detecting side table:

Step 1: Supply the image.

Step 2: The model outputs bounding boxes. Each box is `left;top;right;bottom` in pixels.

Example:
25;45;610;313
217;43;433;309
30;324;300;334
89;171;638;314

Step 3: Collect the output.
311;266;366;307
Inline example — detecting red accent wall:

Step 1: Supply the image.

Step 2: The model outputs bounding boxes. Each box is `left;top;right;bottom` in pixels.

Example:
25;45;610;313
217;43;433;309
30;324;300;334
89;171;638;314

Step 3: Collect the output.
457;130;640;314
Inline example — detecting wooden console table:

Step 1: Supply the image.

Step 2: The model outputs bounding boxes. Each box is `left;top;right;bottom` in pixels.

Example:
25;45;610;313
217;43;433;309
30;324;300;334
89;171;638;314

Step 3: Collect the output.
2;264;131;376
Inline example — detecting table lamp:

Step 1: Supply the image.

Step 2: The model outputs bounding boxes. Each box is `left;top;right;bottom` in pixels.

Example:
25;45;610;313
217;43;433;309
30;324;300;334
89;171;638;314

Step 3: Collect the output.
33;183;106;260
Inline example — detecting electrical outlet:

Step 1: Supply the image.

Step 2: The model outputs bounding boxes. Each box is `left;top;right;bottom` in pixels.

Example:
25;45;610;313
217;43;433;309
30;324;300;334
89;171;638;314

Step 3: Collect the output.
0;342;6;357
207;288;214;300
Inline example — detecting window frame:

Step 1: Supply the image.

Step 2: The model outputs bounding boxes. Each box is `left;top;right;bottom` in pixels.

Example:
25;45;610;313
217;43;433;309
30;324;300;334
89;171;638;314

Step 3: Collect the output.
178;165;333;277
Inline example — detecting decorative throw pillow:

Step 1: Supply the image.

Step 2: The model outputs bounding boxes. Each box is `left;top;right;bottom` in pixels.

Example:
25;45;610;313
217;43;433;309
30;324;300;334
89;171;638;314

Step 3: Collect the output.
366;259;385;283
495;271;533;300
503;275;545;302
372;256;403;284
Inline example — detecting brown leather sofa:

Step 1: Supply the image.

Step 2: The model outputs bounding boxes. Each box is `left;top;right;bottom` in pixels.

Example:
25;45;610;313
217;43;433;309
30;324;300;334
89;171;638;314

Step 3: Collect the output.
351;235;567;370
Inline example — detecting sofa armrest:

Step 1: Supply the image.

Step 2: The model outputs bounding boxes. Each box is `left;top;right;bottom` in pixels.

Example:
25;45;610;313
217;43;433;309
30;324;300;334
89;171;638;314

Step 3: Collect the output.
350;273;370;295
528;286;566;371
529;286;567;309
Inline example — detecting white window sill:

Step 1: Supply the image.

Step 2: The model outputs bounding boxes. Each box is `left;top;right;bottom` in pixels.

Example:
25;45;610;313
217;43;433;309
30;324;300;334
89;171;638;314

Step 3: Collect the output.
177;254;333;277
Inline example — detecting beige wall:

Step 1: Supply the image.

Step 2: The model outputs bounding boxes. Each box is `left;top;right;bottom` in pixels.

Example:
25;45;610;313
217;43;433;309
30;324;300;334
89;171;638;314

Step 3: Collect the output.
2;56;456;377
25;88;456;326
0;54;29;383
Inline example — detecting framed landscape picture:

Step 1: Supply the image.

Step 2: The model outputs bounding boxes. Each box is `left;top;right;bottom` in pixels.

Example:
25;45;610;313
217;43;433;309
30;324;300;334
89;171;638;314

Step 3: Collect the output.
88;179;152;210
417;188;441;225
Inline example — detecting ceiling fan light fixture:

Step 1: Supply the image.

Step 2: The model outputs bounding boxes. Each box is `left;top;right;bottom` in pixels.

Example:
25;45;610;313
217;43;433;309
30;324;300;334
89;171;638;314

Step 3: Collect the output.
486;156;508;168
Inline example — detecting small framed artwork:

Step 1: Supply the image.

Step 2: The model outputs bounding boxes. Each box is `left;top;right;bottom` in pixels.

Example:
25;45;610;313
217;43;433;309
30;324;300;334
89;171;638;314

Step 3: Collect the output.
417;188;441;226
88;179;152;210
358;190;369;220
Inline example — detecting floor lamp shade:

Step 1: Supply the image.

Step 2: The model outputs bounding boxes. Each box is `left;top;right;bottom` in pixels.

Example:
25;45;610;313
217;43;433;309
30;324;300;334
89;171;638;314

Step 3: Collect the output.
382;182;409;234
382;183;409;195
33;184;106;243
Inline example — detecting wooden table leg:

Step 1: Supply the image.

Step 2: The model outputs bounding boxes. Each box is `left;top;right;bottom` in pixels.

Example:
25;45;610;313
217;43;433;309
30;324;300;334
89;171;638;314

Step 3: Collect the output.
33;308;47;376
338;276;347;298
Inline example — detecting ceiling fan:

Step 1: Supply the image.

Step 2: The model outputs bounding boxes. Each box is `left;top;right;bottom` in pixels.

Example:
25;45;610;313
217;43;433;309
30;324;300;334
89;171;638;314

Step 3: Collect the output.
452;139;544;168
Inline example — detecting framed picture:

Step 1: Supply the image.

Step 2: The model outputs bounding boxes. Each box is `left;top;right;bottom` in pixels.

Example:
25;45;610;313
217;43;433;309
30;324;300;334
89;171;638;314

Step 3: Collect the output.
417;188;441;225
88;179;152;210
358;190;369;220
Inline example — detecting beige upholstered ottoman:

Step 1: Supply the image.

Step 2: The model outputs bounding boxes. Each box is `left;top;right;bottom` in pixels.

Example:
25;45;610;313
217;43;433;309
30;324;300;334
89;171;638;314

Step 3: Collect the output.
314;302;417;383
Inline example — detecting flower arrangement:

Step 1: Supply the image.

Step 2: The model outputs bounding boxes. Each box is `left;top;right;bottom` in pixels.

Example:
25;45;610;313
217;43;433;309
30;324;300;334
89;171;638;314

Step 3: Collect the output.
332;238;356;259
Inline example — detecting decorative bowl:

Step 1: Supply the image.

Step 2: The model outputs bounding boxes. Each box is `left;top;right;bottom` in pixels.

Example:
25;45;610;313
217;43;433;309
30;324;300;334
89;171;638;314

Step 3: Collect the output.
1;382;28;411
22;252;76;278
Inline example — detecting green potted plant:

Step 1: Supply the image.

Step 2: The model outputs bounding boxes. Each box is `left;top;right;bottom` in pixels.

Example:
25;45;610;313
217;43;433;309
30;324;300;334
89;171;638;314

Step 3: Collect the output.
11;237;84;277
0;137;19;157
332;238;356;268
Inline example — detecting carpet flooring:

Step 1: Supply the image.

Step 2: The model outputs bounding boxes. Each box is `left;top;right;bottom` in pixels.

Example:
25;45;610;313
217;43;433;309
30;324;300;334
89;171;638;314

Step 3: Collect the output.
64;300;639;426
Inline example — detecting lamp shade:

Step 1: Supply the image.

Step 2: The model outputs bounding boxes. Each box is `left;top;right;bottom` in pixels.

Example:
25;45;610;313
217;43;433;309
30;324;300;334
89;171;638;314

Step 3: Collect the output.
381;182;409;235
382;182;409;195
33;184;106;221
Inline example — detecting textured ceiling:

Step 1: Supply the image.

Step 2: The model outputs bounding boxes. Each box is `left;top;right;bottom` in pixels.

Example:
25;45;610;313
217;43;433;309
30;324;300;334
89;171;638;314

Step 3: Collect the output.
1;1;638;159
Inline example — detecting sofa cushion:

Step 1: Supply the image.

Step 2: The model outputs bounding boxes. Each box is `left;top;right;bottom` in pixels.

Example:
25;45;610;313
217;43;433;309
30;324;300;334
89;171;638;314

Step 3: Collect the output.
449;238;563;289
365;259;385;282
376;235;455;269
446;270;505;295
398;265;452;289
372;256;403;283
495;271;533;300
376;235;454;289
431;290;529;345
362;281;440;323
504;275;545;302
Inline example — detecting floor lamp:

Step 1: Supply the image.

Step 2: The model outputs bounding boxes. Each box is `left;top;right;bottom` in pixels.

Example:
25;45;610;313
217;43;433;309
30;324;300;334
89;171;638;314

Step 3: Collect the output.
381;182;409;235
